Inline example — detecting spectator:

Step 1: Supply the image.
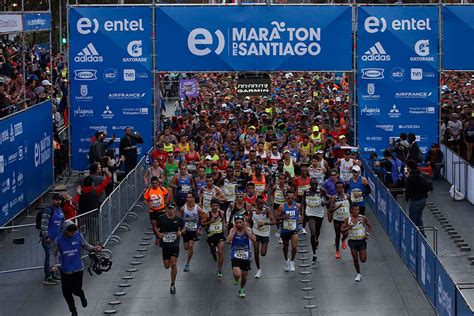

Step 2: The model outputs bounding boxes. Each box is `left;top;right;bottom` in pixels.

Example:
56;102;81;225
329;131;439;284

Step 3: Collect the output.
40;194;65;285
77;171;111;215
463;113;474;163
425;143;444;179
119;127;143;174
88;131;115;165
405;160;432;237
61;194;78;220
379;149;404;188
447;113;463;153
406;133;422;163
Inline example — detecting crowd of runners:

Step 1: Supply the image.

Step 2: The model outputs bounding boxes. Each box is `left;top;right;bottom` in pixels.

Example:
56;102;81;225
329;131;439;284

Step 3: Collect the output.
145;72;372;297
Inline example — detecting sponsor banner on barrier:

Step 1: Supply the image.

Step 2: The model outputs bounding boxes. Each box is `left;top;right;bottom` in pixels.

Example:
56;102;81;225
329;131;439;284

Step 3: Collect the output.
400;211;418;275
0;14;23;33
179;79;199;99
388;196;401;251
417;236;436;307
237;77;272;97
0;101;53;226
456;290;473;316
23;13;51;32
443;6;474;70
357;7;439;154
376;182;388;232
70;6;153;170
156;6;352;71
436;260;456;316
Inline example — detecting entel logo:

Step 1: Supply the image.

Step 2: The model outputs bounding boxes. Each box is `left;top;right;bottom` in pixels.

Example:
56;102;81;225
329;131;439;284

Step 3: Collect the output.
188;28;225;56
77;17;144;35
364;16;431;33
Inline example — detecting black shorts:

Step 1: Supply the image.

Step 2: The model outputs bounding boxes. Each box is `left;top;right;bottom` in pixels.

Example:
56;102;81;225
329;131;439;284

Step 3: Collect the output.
162;246;179;260
255;235;270;244
207;233;225;247
333;219;345;225
280;231;298;241
348;239;367;251
359;206;366;216
231;258;251;271
183;231;199;243
149;211;164;222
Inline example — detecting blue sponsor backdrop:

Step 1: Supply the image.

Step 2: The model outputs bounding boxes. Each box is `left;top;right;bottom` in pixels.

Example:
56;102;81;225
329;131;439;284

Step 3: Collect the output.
70;7;153;170
417;236;436;307
23;12;51;32
443;6;474;70
357;7;439;155
436;260;456;316
156;6;352;71
376;178;388;231
0;101;53;226
387;194;401;251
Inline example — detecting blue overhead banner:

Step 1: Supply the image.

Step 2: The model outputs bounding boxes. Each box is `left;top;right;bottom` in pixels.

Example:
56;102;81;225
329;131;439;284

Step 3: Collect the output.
0;101;53;226
23;12;51;32
357;7;439;155
155;6;352;71
70;7;153;170
443;6;474;70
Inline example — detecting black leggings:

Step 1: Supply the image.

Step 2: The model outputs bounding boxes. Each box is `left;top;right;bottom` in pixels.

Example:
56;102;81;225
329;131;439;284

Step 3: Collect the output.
306;216;323;254
61;270;86;313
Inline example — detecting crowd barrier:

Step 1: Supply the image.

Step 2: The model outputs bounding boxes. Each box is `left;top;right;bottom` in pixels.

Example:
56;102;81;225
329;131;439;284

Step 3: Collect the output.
0;208;99;274
361;159;473;315
440;143;474;204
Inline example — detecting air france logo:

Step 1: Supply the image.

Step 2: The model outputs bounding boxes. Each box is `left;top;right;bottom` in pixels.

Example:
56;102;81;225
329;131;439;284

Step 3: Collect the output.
362;42;390;62
187;21;322;57
411;39;434;62
75;43;103;63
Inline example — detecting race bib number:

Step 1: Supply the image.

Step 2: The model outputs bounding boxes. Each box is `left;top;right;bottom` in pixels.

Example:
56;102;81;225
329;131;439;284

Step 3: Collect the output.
335;202;349;219
255;184;265;194
185;221;198;231
151;195;163;208
163;232;177;243
283;219;297;231
350;226;365;240
181;185;192;193
234;248;249;260
307;196;321;208
256;221;269;233
341;170;351;182
209;222;223;234
351;189;364;203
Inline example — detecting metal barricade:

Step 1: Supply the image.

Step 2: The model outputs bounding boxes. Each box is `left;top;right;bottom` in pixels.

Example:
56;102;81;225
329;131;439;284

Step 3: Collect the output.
98;154;148;247
71;209;100;246
0;223;44;274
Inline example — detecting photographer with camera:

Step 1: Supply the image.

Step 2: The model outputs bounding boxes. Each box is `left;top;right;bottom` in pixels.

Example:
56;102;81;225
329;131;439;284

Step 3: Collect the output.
119;127;144;174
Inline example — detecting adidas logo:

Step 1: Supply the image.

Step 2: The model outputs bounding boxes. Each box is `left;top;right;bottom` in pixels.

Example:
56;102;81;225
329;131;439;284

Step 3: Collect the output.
74;43;104;63
362;42;391;62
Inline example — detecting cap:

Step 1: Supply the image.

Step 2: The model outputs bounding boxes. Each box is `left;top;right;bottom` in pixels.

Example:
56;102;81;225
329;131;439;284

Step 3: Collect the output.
41;79;52;86
283;149;290;154
52;193;63;201
352;165;361;173
248;126;256;130
205;155;212;160
167;202;176;209
312;126;320;132
339;135;346;139
234;214;245;221
174;148;181;153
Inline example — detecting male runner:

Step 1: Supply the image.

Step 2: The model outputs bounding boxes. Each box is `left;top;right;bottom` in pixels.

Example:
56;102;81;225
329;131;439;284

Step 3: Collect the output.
302;178;326;264
179;192;204;272
328;181;351;259
199;175;226;213
144;176;170;245
156;203;185;294
342;204;371;282
202;199;226;278
226;214;257;298
276;190;301;272
251;195;276;278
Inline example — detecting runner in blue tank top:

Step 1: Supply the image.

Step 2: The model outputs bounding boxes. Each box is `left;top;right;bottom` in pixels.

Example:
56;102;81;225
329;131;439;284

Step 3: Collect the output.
276;189;301;272
347;165;371;216
172;164;195;209
226;214;256;298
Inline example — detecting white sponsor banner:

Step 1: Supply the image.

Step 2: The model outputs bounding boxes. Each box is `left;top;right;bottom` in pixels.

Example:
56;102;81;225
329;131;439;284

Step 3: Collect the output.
0;14;23;33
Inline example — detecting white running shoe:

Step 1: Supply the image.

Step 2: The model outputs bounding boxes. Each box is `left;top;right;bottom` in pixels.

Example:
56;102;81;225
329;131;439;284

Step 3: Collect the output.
254;269;262;279
355;274;362;282
289;261;296;272
284;260;290;272
275;231;280;239
279;238;283;244
301;228;307;235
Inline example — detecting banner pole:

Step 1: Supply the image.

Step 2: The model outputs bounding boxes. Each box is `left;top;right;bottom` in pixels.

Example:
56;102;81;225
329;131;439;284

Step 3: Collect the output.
438;3;442;146
66;3;72;175
352;5;357;147
152;4;158;144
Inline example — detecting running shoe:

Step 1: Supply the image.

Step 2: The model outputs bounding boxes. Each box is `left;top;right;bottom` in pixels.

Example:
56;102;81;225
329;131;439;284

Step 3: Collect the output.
80;294;88;308
312;255;317;265
275;231;280;239
335;250;341;259
289;261;296;272
284;260;290;272
239;288;246;298
233;278;240;286
43;277;59;285
254;269;262;279
183;263;190;272
216;271;223;278
301;228;307;235
278;238;283;244
355;274;362;282
342;240;347;250
170;285;177;294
